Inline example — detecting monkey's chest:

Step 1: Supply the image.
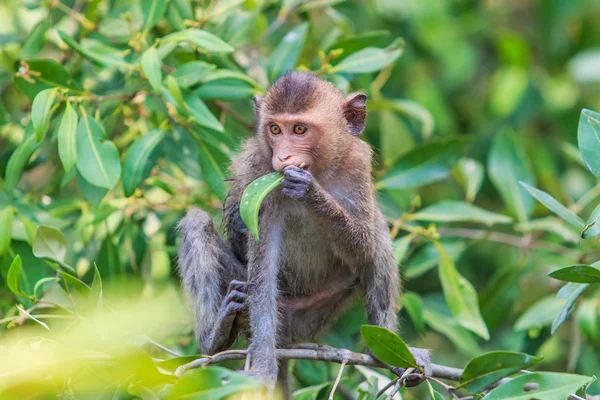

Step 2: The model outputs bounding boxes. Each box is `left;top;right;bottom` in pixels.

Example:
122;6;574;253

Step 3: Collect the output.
277;210;349;296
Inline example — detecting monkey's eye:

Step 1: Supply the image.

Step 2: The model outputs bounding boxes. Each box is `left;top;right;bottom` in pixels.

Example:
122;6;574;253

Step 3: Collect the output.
293;124;307;135
269;124;281;135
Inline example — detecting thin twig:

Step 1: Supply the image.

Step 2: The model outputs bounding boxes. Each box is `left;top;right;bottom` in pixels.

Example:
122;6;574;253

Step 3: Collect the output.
376;377;400;399
214;100;254;131
145;336;183;357
329;358;348;400
385;380;401;400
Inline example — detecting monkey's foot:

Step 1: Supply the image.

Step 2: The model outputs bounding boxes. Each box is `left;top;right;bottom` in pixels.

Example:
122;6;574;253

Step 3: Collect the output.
203;280;249;353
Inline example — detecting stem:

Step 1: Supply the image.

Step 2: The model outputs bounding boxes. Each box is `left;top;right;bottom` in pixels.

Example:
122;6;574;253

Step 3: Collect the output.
52;0;95;30
329;358;348;400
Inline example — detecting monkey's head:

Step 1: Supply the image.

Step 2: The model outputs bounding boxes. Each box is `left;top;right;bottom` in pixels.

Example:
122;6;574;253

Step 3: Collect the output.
254;72;367;174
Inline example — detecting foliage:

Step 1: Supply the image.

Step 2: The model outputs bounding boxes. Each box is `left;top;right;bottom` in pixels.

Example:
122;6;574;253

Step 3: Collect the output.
1;0;600;399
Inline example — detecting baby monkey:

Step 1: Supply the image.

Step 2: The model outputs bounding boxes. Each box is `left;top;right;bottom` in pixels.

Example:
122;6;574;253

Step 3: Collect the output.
178;72;430;396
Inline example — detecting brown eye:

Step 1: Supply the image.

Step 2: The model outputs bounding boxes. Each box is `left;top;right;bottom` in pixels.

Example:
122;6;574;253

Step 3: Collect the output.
293;124;307;135
269;124;281;135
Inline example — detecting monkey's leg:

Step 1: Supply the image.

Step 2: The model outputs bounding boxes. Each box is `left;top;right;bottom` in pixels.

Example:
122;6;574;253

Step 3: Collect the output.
178;208;248;355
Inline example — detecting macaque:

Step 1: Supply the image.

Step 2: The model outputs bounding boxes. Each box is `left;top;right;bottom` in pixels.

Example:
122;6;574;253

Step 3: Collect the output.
178;72;429;396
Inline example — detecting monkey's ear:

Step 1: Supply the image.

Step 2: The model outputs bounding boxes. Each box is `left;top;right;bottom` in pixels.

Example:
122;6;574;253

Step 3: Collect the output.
342;93;367;136
253;95;263;114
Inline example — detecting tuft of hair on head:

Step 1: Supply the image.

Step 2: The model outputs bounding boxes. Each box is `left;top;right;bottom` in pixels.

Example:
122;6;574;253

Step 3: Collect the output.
263;72;323;115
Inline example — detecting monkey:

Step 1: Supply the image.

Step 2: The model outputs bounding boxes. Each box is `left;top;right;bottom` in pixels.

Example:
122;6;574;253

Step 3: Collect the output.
178;72;430;396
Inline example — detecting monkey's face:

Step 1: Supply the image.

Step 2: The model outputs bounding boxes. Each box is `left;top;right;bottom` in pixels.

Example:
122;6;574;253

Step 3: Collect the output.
265;115;319;172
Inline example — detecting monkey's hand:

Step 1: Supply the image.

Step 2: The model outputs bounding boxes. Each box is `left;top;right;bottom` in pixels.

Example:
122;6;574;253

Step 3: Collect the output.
282;165;314;202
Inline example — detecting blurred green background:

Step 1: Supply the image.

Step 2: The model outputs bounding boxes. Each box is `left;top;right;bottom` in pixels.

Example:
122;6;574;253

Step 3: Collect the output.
1;0;600;398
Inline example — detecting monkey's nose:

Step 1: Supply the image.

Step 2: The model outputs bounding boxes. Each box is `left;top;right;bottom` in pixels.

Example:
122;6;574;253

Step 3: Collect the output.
277;154;292;162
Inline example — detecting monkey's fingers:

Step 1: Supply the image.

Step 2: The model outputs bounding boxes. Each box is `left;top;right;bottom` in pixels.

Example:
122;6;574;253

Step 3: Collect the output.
228;280;247;294
283;167;312;184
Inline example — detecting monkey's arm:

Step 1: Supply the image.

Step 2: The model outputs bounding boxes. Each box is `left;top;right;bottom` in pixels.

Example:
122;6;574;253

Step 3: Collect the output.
282;166;375;263
245;212;283;389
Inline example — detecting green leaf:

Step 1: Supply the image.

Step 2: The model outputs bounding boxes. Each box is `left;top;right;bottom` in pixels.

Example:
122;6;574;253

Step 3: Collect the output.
370;98;435;139
173;61;216;88
377;137;468;189
458;351;543;393
59;32;130;68
32;225;68;263
0;206;15;256
196;139;229;201
194;80;257;100
14;59;83;99
514;296;567;331
89;263;103;311
7;255;31;299
58;101;78;173
408;201;512;226
164;75;187;111
5;123;41;190
33;277;59;300
169;366;262;399
332;41;403;74
520;181;584;229
162;29;235;53
548;264;600;283
481;372;592;400
401;292;425;334
378;110;414;167
140;0;168;34
59;270;90;295
577;109;600;179
423;304;481;358
577;298;598;341
489;66;529;117
183;91;224;132
240;172;283;240
434;240;490;340
488;131;534;223
452;158;484;202
360;325;419;370
77;170;109;206
551;282;589;334
267;22;309;80
75;108;121;190
31;88;58;142
405;240;467;279
581;202;600;239
141;47;162;93
122;129;166;197
21;19;49;59
155;355;200;373
392;234;413;266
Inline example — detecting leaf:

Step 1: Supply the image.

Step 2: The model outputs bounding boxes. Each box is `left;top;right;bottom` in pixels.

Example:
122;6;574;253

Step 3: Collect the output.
7;255;31;299
0;206;15;256
89;263;103;311
548;264;600;283
78;170;110;206
155;355;201;373
32;225;68;263
405;240;467;279
581;202;600;239
392;234;413;266
378;110;414;167
75;108;121;190
169;366;262;399
21;19;49;59
183;92;225;132
14;59;83;99
408;201;512;226
33;277;59;300
514;296;567;331
481;372;592;400
164;75;187;111
577;298;598;341
267;23;309;80
31;88;58;142
458;351;543;393
577;109;600;179
377;137;468;189
452;158;484;202
59;32;130;68
370;98;435;139
488;130;535;223
434;240;490;340
140;0;168;34
194;80;257;100
551;282;589;334
173;61;216;88
332;40;403;74
239;172;284;240
59;270;91;295
520;181;584;229
5;123;41;190
162;29;234;53
141;47;162;93
489;66;529;117
401;292;425;334
58;101;78;173
122;129;166;197
196;139;229;201
360;325;420;370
